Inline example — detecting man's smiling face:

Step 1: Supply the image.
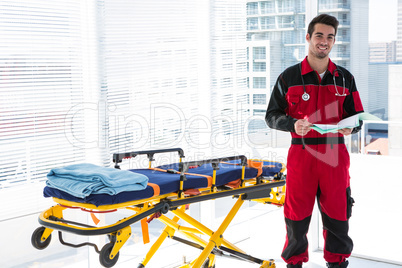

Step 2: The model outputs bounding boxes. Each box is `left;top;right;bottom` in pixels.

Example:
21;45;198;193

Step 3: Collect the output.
306;23;336;59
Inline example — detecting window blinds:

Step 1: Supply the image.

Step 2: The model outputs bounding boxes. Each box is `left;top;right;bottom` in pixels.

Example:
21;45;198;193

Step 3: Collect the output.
0;0;100;219
209;0;248;157
0;0;95;188
0;0;249;196
98;0;203;165
99;0;248;163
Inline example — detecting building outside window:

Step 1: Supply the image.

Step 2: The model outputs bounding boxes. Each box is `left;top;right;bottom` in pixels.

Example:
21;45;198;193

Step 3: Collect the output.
247;2;259;15
260;0;275;14
253;77;267;89
253;47;266;59
253;61;266;72
253;94;266;105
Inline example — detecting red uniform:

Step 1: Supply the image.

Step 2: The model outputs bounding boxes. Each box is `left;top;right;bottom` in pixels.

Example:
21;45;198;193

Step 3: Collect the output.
266;57;364;265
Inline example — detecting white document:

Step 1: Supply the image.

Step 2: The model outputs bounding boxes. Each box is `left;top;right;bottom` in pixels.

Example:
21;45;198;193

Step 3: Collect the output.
311;113;381;134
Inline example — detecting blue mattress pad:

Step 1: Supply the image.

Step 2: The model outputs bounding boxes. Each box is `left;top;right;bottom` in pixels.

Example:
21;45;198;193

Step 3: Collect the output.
43;160;283;207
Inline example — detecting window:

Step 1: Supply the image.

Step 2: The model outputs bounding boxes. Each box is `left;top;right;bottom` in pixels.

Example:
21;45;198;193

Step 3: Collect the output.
340;13;350;25
253;109;266;116
253;62;266;72
247;18;259;30
337;28;350;42
0;0;248;217
260;16;275;30
247;2;259;15
332;44;349;58
253;94;267;105
260;1;275;14
278;0;294;13
253;77;267;88
101;0;247;160
319;0;350;10
253;47;266;60
0;1;93;189
278;15;294;29
295;14;306;28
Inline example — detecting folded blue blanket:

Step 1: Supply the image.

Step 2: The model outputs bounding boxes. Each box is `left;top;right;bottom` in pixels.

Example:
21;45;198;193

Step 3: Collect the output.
46;163;149;198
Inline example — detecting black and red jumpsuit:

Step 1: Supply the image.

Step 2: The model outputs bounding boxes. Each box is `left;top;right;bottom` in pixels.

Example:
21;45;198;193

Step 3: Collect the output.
265;57;364;265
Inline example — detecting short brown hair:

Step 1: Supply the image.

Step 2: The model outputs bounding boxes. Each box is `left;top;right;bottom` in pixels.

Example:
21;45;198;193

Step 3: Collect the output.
307;14;339;37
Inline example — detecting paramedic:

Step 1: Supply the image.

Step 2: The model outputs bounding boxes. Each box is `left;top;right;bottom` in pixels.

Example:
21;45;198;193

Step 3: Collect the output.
265;14;364;268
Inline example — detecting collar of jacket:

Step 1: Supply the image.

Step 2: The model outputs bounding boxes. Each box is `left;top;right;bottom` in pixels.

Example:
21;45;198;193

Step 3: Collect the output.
300;56;339;77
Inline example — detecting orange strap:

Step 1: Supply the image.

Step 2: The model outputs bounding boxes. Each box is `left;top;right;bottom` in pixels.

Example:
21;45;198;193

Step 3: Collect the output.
184;172;212;187
183;189;201;196
225;178;242;189
149;167;213;188
247;160;263;177
220;160;264;178
147;182;160;197
141;218;150;244
90;213;100;225
150;167;169;172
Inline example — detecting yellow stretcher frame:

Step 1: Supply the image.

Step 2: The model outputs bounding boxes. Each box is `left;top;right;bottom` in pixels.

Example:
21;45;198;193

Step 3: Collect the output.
32;148;286;268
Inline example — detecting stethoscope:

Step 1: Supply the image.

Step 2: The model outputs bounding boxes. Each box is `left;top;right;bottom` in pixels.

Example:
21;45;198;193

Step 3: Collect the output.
299;63;347;101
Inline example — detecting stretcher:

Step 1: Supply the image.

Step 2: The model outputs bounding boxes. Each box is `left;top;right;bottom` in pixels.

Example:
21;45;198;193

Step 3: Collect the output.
32;148;286;268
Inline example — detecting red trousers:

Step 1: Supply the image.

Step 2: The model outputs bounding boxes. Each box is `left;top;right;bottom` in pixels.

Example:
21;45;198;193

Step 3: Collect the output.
282;142;354;265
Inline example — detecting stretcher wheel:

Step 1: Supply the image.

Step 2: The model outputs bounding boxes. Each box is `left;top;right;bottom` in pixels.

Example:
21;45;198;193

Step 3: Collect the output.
161;203;170;214
31;227;52;250
99;242;120;268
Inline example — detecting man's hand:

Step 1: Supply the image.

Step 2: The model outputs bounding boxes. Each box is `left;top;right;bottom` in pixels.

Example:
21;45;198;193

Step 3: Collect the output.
294;119;312;136
338;128;352;136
